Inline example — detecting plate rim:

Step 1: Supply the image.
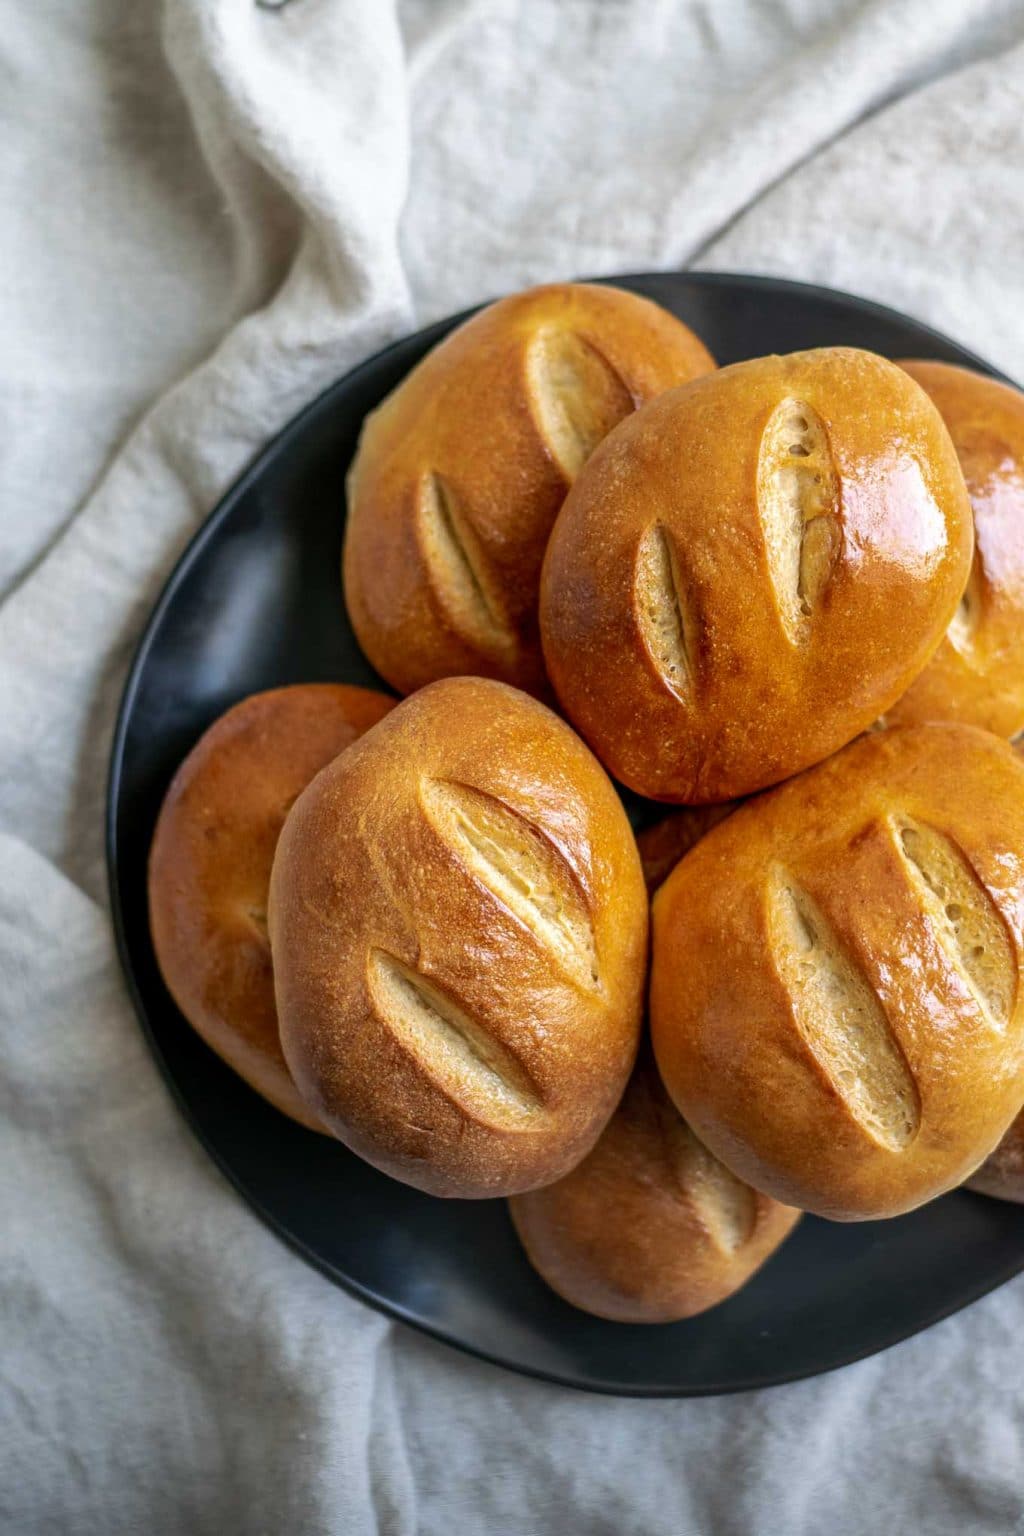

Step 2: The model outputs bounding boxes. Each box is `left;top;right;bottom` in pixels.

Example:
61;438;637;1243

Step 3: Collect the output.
106;269;1023;1398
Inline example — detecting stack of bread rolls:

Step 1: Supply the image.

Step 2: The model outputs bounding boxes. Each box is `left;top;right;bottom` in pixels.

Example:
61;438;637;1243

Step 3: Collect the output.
149;281;1024;1327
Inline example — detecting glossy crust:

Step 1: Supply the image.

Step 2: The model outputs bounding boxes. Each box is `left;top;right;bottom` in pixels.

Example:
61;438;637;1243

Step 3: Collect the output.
344;283;714;698
540;348;973;802
509;823;796;1324
268;676;648;1197
148;684;395;1131
651;724;1024;1220
886;361;1024;738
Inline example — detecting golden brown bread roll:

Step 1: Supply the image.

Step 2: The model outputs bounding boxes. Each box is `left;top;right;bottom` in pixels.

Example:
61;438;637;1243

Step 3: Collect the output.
268;676;648;1197
509;1049;800;1323
966;1116;1024;1203
509;824;797;1324
651;723;1024;1220
344;282;714;698
540;347;973;802
967;732;1024;1200
634;803;736;896
885;361;1024;738
148;684;395;1130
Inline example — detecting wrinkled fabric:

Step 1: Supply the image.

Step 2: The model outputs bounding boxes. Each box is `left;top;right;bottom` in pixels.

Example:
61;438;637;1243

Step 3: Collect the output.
2;2;1023;1531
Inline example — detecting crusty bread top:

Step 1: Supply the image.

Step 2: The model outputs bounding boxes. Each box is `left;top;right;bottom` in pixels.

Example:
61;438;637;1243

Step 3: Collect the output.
147;684;395;1130
344;282;714;698
268;675;648;1197
651;723;1024;1219
540;347;973;802
886;360;1024;738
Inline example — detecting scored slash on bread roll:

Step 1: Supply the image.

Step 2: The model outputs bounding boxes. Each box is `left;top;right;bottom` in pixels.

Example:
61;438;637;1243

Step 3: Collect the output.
884;361;1024;738
268;676;649;1198
343;283;714;698
651;723;1024;1220
147;684;396;1130
539;347;973;802
509;807;797;1325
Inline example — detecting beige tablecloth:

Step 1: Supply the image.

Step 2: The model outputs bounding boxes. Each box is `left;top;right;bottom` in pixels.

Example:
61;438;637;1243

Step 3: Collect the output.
3;2;1024;1530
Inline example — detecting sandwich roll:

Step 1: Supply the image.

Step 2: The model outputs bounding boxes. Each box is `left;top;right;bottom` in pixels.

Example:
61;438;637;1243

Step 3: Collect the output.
344;282;714;698
651;723;1024;1220
540;347;973;801
886;361;1024;738
148;684;395;1130
269;676;649;1197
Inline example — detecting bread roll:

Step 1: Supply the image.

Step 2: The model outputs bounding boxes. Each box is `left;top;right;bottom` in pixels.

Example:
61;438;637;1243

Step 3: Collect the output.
509;1049;800;1323
635;803;736;895
344;282;714;698
966;1115;1024;1203
508;822;797;1324
651;723;1024;1219
148;684;395;1129
885;361;1024;738
540;348;973;802
268;676;648;1197
967;732;1024;1201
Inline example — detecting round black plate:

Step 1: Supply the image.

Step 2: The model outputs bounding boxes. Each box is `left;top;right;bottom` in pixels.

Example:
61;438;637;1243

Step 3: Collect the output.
108;272;1024;1396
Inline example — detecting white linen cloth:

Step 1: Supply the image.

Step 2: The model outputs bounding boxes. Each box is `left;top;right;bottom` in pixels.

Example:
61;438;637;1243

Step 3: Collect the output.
3;2;1024;1530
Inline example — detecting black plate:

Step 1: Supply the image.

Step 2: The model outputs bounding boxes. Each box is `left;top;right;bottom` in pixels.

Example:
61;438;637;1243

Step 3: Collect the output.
108;272;1024;1397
